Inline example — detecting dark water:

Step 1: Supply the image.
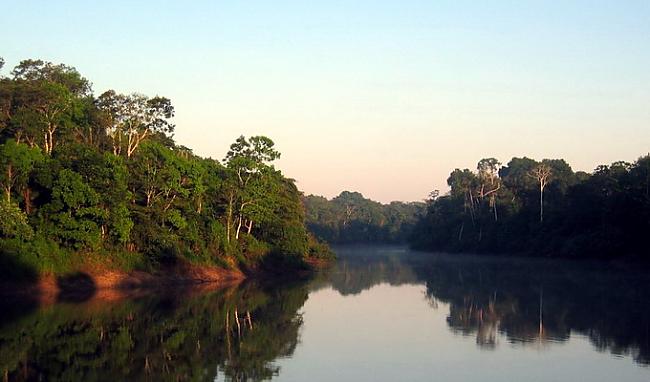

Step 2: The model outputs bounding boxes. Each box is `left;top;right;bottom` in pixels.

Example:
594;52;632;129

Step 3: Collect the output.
1;246;650;381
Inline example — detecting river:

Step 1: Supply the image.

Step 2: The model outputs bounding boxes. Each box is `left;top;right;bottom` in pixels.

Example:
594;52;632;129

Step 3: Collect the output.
1;246;649;381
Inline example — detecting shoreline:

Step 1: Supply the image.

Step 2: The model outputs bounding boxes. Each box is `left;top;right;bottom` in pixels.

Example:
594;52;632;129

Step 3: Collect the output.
0;256;334;304
0;263;246;303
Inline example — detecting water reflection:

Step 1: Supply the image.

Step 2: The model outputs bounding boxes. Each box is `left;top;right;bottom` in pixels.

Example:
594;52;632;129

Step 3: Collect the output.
413;254;650;364
1;247;649;381
0;281;308;381
325;247;650;365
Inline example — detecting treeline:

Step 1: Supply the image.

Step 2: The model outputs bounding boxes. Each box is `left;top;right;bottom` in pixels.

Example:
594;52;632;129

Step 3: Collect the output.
0;58;331;278
411;155;650;260
303;191;425;244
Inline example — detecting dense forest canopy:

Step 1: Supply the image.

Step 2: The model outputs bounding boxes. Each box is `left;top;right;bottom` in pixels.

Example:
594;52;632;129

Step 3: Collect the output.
0;58;331;279
303;191;425;244
410;155;650;260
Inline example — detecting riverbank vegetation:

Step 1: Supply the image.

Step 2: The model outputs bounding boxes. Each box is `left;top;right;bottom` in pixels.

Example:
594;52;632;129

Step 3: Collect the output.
410;156;650;260
0;58;333;280
303;191;425;244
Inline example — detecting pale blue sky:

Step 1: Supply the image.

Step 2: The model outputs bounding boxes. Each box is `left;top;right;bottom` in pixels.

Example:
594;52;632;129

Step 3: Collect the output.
1;1;649;202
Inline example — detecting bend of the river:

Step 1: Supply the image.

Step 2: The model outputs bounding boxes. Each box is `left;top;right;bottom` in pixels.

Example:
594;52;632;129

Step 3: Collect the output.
1;246;649;381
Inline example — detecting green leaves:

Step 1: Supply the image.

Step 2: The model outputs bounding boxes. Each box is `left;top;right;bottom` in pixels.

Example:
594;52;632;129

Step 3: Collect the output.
42;169;105;249
0;139;43;202
0;57;327;274
96;91;175;157
0;199;33;240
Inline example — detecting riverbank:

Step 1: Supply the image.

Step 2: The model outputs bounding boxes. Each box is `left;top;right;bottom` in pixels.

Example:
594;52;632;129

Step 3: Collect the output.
0;261;244;304
0;251;335;304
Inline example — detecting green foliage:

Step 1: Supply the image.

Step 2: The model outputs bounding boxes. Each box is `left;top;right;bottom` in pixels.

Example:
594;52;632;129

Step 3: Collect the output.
40;169;105;250
0;139;43;203
411;155;650;260
0;57;330;276
304;191;426;244
0;199;33;239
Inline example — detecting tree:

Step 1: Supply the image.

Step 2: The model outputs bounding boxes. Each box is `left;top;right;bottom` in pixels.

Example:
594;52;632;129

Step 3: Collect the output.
528;163;552;223
0;56;331;280
477;158;501;221
224;135;281;241
0;139;43;203
96;91;174;157
41;169;105;249
11;59;91;96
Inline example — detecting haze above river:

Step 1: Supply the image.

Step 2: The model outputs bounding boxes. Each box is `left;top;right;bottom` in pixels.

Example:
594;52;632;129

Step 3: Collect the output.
2;246;649;381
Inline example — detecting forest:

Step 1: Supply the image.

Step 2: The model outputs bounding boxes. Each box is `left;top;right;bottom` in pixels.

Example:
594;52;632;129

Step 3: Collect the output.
0;58;332;280
410;156;650;260
303;191;425;244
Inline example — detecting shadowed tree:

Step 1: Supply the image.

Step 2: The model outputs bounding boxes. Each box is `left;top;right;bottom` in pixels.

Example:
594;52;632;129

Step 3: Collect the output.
477;158;501;221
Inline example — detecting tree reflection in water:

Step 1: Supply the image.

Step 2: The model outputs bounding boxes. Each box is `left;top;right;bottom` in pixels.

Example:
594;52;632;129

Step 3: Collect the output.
0;280;308;382
412;254;650;365
1;248;649;381
320;247;650;366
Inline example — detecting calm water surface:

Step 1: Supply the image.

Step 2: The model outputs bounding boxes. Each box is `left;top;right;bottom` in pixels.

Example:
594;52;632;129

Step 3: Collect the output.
1;246;649;381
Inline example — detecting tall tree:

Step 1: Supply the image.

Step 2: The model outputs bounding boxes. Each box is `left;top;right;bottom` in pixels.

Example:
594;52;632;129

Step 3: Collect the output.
528;163;552;223
96;91;174;157
224;135;280;241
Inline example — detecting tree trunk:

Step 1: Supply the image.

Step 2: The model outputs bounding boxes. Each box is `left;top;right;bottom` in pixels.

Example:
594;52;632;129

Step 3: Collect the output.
246;310;253;329
23;187;32;214
226;194;233;243
539;185;544;223
246;220;253;234
5;165;12;202
235;215;243;240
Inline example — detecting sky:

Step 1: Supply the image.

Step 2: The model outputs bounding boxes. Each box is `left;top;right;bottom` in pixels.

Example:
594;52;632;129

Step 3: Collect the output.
1;1;649;203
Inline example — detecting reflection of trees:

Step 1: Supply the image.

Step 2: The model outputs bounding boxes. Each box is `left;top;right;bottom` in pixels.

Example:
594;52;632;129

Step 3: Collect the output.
0;280;309;381
322;246;420;296
413;255;650;364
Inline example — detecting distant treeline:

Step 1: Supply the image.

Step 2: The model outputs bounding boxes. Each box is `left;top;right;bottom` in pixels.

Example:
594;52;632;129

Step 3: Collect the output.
303;192;426;244
410;156;650;260
0;58;332;278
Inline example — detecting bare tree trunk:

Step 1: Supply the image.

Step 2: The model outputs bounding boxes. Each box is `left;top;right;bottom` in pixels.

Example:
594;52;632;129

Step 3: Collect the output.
246;220;253;234
235;215;243;240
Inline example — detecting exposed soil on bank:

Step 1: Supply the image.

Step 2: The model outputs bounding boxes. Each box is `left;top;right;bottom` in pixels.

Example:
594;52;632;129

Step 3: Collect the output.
0;262;245;305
